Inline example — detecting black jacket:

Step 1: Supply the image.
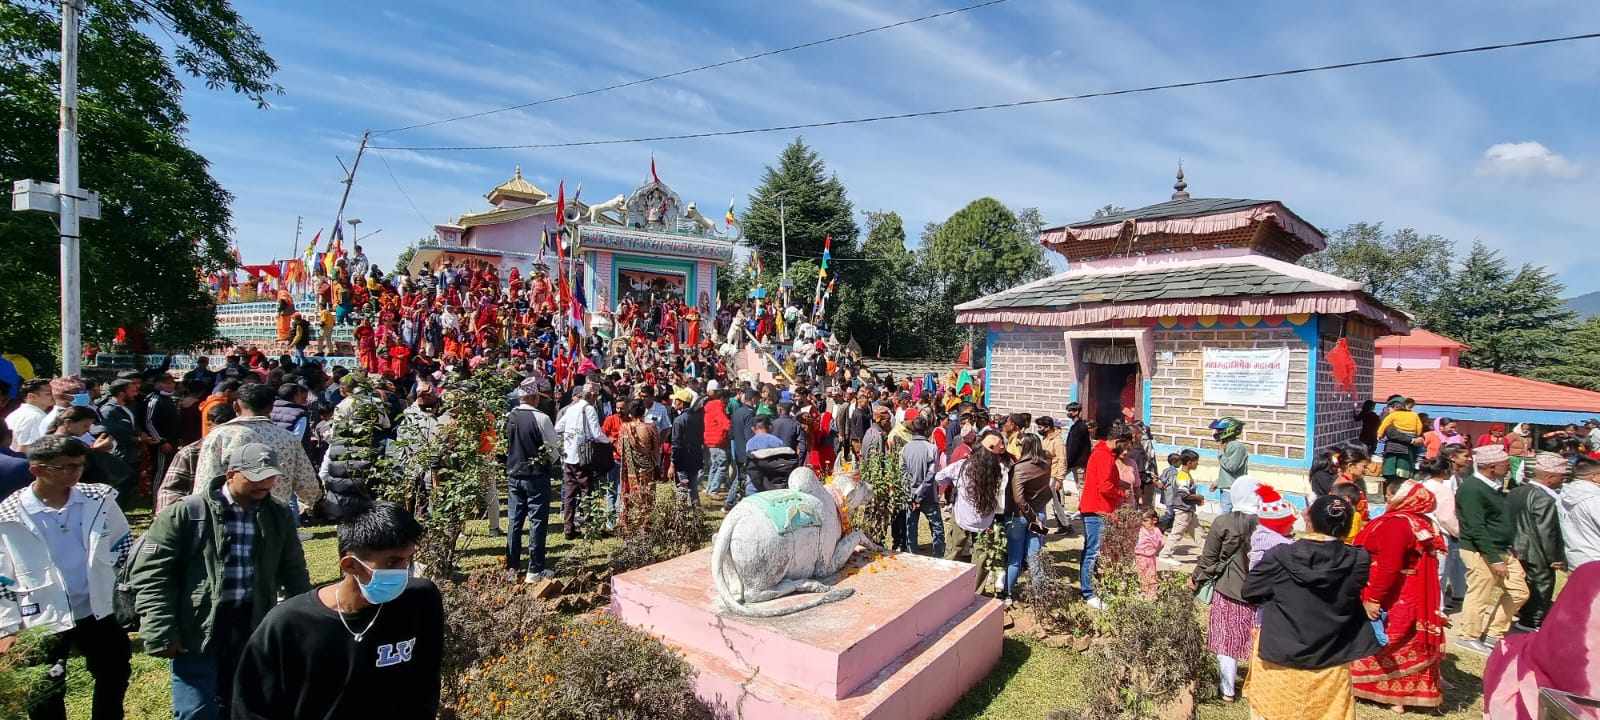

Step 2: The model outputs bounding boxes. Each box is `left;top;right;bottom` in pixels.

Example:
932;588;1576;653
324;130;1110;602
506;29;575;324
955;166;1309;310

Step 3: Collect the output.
770;416;808;461
147;392;180;444
1064;420;1091;470
320;440;374;519
1193;511;1258;603
670;408;705;473
1508;483;1564;570
729;404;756;462
1242;539;1381;670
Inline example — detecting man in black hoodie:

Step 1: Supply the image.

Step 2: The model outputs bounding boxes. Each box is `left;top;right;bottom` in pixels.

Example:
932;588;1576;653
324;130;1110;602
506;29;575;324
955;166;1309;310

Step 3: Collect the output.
725;388;757;510
1063;402;1090;491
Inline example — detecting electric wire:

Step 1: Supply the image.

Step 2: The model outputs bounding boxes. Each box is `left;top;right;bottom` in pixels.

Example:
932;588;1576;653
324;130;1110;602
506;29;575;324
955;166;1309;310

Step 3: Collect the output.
371;0;1011;135
371;31;1600;152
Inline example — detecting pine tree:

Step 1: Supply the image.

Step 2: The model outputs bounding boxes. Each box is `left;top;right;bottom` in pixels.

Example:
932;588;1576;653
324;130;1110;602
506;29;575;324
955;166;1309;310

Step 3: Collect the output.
832;211;917;357
1429;242;1575;375
741;138;859;281
1531;317;1600;391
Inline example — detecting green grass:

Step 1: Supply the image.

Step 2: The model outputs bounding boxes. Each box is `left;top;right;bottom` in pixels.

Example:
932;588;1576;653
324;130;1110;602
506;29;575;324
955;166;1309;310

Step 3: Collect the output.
61;495;1494;719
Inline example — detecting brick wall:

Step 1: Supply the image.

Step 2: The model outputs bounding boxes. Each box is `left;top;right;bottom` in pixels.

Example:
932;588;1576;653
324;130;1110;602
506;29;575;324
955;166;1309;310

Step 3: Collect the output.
1312;331;1377;455
984;328;1073;420
1147;325;1311;461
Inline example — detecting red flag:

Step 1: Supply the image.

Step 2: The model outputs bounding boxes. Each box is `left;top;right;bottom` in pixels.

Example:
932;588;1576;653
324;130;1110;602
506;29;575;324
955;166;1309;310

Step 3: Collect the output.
824;235;832;251
650;156;659;184
555;180;566;227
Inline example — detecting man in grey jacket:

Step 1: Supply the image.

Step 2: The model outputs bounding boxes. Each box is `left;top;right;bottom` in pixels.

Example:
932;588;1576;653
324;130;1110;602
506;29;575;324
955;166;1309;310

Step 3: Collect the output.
901;416;944;558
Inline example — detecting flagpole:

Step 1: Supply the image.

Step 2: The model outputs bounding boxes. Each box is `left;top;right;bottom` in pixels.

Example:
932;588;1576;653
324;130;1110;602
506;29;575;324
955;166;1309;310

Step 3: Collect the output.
331;131;370;243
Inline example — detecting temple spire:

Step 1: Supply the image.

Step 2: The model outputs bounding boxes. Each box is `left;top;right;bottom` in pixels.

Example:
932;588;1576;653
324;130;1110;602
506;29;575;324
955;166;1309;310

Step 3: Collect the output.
1171;161;1190;201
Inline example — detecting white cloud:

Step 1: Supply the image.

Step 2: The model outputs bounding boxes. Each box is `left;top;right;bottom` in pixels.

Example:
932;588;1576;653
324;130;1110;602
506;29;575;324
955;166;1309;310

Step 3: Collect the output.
1477;141;1581;179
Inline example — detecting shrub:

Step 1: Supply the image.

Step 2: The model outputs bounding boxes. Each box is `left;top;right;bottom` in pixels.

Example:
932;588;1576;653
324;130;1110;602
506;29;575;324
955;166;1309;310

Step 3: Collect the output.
1021;550;1095;637
453;615;714;720
609;484;710;575
1073;574;1214;720
437;571;554;715
855;451;906;549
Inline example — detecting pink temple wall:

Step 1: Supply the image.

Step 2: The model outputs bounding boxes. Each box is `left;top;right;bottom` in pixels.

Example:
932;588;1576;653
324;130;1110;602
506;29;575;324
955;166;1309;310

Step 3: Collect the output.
1377;346;1458;369
696;261;716;309
467;215;556;254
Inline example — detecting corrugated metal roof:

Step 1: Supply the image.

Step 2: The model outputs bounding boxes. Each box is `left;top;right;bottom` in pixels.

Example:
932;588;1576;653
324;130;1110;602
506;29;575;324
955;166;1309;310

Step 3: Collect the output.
1374;366;1600;413
959;263;1342;311
1064;197;1272;228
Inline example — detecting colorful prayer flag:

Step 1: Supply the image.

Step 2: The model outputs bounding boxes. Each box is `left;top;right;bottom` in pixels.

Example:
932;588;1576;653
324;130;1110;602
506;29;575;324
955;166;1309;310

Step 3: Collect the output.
725;198;736;227
555;180;566;228
651;156;660;184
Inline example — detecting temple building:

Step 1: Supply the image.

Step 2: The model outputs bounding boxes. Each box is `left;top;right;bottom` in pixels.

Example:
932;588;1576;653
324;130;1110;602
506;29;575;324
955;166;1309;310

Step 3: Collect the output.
958;169;1410;494
1374;329;1600;436
414;165;735;314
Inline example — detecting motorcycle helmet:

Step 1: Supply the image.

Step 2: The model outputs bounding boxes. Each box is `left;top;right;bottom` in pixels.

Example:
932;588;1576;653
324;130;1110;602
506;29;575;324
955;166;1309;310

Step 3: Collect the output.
1209;416;1245;443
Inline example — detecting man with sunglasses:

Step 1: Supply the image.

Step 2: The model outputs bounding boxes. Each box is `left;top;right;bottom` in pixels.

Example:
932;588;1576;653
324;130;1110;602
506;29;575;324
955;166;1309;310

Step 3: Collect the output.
0;434;134;720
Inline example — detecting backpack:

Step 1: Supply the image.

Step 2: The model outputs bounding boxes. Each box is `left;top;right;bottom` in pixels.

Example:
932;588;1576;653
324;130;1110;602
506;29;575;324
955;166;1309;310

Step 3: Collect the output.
113;495;211;630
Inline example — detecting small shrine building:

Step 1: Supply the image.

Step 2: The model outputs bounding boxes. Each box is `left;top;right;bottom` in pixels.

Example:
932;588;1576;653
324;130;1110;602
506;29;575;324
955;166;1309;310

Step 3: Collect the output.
415;165;734;315
958;170;1411;494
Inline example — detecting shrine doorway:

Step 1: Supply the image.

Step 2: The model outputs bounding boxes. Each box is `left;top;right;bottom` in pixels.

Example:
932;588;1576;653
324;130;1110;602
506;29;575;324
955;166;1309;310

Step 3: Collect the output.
1073;337;1144;431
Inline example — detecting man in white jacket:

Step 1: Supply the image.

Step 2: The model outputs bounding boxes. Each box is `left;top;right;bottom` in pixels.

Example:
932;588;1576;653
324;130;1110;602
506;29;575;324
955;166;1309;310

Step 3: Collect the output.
0;434;134;720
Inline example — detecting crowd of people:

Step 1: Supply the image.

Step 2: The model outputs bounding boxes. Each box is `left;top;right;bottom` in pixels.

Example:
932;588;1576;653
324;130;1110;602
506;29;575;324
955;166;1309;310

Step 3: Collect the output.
3;261;1600;719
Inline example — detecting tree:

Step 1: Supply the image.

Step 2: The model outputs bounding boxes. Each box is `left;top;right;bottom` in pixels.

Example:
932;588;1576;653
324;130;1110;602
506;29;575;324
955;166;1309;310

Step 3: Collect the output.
832;211;916;357
741;137;858;281
1429;242;1575;375
394;241;419;276
1531;317;1600;391
1301;222;1453;318
919;199;1052;353
1091;204;1126;219
0;0;278;368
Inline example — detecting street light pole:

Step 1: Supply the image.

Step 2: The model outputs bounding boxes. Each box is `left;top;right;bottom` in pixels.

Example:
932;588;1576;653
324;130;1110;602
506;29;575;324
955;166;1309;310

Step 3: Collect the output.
58;0;82;375
778;195;788;306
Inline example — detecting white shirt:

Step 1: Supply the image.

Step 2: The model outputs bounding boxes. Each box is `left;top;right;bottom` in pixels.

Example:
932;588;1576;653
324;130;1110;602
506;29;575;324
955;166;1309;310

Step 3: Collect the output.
555;400;606;465
19;487;91;619
6;403;48;451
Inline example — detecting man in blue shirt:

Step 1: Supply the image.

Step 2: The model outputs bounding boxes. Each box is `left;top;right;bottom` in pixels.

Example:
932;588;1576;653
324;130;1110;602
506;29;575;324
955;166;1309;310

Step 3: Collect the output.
745;417;786;454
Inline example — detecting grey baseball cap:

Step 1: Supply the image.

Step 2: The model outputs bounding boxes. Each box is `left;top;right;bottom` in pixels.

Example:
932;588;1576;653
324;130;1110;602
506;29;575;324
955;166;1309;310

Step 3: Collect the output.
225;443;281;482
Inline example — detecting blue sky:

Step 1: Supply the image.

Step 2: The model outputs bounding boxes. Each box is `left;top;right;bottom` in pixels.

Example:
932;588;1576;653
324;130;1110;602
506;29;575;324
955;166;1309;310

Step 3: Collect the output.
180;1;1600;294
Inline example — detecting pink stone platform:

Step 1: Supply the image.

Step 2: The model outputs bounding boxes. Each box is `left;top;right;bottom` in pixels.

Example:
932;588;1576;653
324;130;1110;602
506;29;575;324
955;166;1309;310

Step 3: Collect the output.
612;547;1004;720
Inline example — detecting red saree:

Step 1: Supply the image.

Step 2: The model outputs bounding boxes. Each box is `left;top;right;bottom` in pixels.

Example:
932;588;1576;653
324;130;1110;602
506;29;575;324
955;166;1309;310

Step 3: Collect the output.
1350;482;1446;708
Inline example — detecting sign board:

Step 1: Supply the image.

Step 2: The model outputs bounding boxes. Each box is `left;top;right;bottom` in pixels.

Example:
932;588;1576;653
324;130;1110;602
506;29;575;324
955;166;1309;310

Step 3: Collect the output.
1202;347;1290;407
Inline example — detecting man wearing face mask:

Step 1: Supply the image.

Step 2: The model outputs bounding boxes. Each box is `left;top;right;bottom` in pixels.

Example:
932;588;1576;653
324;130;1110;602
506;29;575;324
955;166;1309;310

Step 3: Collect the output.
231;500;442;720
129;442;310;720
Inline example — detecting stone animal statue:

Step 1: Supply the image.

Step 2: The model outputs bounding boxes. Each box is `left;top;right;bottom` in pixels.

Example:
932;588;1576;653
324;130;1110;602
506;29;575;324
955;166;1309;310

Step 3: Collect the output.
711;466;877;617
587;193;626;224
683;202;717;233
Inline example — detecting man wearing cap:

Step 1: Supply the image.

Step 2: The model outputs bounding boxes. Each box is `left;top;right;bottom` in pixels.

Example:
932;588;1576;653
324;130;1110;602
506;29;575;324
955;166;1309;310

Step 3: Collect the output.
702;384;731;498
505;377;558;583
669;388;705;504
1507;452;1567;631
130;442;311;720
555;384;608;539
1453;444;1529;654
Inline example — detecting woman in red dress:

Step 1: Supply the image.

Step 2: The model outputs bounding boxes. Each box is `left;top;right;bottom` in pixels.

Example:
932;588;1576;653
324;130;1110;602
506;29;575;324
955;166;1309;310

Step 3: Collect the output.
1350;479;1447;712
354;319;378;373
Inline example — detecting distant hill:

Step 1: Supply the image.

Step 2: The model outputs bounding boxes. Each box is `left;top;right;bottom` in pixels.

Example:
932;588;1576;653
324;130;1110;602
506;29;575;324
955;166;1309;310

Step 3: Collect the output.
1567;291;1600;320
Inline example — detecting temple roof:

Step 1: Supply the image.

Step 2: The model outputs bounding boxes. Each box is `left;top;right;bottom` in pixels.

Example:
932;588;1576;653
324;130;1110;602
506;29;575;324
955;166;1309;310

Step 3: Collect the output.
486;166;549;204
1375;366;1600;413
1375;328;1468;351
955;254;1409;332
1064;197;1277;227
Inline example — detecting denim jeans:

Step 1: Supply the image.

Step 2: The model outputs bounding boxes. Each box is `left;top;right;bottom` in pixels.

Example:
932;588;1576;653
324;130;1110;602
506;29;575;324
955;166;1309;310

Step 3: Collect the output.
1004;515;1045;598
171;603;252;720
1216;487;1233;514
1442;534;1466;602
723;457;749;510
905;502;945;557
507;474;552;574
675;469;700;506
706;447;729;494
605;466;622;529
1080;513;1104;599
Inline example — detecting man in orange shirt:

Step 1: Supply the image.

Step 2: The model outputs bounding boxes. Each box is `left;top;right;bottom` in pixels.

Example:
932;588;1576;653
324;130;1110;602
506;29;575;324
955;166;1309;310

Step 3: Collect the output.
198;381;241;437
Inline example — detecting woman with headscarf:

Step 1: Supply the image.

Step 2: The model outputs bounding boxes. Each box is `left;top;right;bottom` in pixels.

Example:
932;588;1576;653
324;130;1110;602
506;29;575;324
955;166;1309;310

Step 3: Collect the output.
1349;478;1448;713
1191;476;1263;704
1242;495;1381;720
1482;561;1600;719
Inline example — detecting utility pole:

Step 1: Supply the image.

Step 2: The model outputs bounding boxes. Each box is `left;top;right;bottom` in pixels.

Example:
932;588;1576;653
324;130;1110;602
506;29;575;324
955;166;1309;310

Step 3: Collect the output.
11;0;100;375
332;131;370;240
778;194;790;308
291;215;303;258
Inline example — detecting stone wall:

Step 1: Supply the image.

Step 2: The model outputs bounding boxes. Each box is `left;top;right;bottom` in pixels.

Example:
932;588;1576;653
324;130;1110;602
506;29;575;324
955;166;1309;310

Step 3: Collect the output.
1313;331;1377;455
1147;325;1311;461
983;328;1072;420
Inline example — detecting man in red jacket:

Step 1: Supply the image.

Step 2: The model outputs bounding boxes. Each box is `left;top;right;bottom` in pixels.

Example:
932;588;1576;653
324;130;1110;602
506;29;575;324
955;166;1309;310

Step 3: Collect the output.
1078;425;1130;608
702;385;732;497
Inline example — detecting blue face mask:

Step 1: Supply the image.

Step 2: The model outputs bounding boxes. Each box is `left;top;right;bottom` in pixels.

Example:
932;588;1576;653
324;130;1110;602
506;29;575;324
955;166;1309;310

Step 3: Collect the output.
71;392;92;407
355;558;411;605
